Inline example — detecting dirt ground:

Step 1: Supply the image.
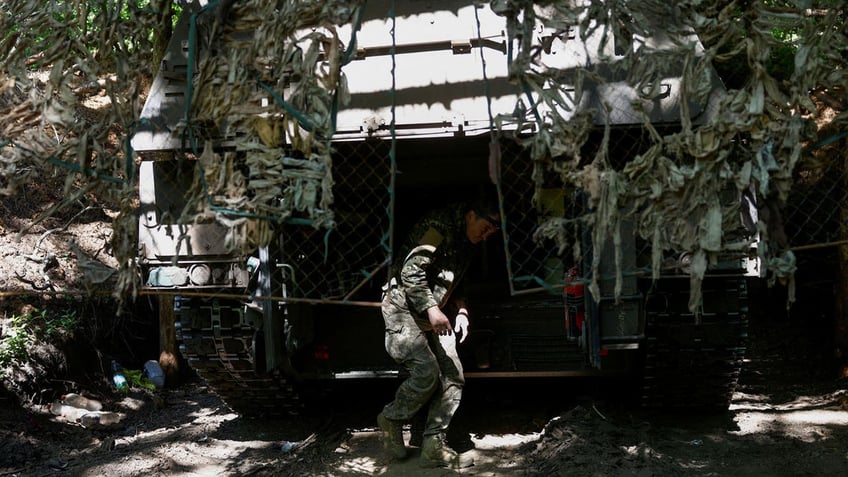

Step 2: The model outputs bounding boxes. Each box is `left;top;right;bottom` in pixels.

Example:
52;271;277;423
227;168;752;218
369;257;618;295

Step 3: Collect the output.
2;299;848;477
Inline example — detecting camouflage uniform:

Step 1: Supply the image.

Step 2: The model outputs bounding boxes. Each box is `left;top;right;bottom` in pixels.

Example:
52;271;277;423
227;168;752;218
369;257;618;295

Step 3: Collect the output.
380;203;478;438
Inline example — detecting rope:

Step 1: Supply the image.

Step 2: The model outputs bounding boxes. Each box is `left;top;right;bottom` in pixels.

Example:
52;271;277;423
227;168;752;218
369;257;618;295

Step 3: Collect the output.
382;0;399;271
474;7;496;137
474;5;516;293
257;80;316;132
802;130;848;154
503;13;541;124
331;4;367;135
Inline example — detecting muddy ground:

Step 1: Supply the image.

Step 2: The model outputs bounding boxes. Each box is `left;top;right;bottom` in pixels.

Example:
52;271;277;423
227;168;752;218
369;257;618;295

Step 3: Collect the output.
1;309;847;477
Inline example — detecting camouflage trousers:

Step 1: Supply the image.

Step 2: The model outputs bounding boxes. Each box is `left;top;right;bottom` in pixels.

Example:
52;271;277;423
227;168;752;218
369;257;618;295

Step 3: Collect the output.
380;287;465;437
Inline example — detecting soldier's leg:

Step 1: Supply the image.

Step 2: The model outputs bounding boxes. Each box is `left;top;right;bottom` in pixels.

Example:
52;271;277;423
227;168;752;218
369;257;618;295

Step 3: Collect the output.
379;309;440;459
381;312;440;422
409;408;426;447
423;332;465;437
419;332;473;469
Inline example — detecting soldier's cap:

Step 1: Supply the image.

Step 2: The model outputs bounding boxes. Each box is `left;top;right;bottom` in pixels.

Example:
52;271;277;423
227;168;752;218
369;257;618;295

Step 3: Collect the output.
474;208;501;230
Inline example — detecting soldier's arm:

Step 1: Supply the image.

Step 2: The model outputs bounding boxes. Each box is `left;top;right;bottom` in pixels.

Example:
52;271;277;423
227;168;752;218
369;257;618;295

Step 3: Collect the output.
400;224;445;315
400;246;439;314
399;245;452;334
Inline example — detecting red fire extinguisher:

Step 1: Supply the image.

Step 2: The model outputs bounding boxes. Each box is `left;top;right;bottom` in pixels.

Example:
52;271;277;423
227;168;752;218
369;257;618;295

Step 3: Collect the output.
564;267;585;341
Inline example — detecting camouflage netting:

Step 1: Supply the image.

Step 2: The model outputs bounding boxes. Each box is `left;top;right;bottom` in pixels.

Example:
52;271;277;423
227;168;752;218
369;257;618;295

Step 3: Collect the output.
493;0;847;307
175;0;360;251
1;0;172;296
2;1;847;309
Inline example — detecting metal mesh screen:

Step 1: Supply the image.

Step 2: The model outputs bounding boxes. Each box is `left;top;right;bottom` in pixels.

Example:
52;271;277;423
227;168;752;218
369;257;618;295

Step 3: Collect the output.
498;124;683;295
280;140;392;300
784;150;848;248
499;138;571;293
274;120;771;303
242;126;846;305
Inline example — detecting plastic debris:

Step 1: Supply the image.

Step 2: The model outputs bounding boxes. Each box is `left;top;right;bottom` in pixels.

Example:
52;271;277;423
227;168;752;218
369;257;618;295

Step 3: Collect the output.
143;360;166;388
61;393;103;411
78;411;126;429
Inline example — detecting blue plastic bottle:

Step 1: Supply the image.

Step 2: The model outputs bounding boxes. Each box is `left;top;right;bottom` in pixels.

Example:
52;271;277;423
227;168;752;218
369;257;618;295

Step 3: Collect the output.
111;360;128;391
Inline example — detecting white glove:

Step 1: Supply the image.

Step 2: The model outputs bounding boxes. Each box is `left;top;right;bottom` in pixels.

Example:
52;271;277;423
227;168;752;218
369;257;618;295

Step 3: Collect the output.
454;312;470;344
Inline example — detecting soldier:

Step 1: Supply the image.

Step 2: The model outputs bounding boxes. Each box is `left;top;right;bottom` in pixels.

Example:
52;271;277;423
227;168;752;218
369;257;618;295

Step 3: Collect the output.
377;190;501;469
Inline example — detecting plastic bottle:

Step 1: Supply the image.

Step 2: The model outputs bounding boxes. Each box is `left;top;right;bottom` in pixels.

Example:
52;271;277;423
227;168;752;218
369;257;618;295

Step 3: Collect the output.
246;256;260;274
111;360;128;391
78;411;125;428
62;393;103;411
143;360;166;388
49;399;88;421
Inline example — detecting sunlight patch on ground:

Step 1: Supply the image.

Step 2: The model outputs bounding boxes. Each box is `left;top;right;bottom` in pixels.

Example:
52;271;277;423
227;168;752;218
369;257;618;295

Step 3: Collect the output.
115;396;147;411
82;436;280;476
730;391;771;405
185;438;279;457
333;430;385;475
732;391;847;412
334;456;384;475
188;408;239;422
334;429;539;475
732;409;848;441
82;458;160;477
731;389;848;441
471;432;540;450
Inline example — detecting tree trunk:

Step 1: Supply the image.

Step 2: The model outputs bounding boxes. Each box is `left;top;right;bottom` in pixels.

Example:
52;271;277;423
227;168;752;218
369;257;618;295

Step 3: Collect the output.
158;295;180;386
150;0;174;74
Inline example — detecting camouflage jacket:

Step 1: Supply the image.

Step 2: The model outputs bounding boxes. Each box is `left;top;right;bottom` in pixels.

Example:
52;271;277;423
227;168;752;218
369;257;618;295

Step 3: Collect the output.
391;203;477;316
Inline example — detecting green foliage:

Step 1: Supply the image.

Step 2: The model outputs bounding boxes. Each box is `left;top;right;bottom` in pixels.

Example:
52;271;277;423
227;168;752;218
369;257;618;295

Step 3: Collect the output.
765;4;801;81
0;315;31;372
0;300;80;376
704;1;801;85
767;42;798;81
2;1;175;70
124;368;156;391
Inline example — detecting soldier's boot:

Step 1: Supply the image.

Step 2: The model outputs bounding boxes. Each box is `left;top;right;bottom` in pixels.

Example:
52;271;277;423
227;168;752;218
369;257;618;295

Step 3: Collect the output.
377;413;407;459
420;433;474;469
408;412;425;447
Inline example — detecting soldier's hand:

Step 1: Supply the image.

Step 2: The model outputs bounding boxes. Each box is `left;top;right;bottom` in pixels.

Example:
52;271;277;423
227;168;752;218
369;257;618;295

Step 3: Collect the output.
454;313;469;343
426;306;452;336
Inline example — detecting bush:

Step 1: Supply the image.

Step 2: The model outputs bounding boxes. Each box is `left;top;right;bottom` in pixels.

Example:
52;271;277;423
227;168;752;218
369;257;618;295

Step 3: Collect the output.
0;300;78;374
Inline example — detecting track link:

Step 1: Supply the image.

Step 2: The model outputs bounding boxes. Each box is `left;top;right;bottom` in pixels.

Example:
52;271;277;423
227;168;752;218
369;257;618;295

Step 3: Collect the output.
641;276;749;410
174;297;303;416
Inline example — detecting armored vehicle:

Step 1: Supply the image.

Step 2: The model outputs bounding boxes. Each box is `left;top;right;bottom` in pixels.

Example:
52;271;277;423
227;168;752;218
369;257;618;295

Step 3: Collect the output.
133;0;756;414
